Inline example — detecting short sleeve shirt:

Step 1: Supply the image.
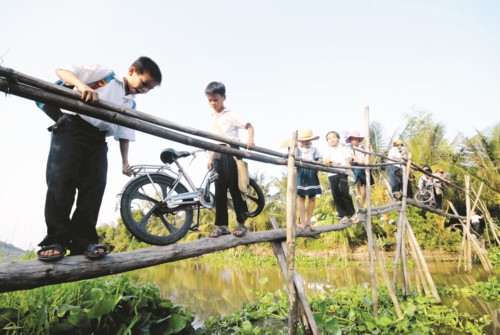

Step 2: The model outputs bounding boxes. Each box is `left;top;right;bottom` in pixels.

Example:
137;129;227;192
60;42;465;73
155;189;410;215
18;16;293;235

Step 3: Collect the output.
323;145;349;176
210;108;248;141
59;64;136;141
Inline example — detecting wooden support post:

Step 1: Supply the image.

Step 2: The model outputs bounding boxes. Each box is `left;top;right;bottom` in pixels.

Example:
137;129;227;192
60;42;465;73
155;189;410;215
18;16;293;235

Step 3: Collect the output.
285;131;299;334
465;176;472;272
270;216;320;335
393;155;412;296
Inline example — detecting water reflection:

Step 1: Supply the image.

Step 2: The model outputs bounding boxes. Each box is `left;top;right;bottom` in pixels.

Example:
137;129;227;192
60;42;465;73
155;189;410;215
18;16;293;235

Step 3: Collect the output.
131;260;499;331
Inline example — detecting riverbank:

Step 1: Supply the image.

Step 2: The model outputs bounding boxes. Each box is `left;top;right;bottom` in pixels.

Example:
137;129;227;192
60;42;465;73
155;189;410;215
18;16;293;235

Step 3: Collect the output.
247;243;462;263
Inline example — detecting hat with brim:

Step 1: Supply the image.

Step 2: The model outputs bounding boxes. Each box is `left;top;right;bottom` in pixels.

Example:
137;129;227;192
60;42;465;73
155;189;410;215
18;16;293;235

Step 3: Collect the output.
280;128;319;148
346;130;364;143
393;139;403;145
298;128;319;141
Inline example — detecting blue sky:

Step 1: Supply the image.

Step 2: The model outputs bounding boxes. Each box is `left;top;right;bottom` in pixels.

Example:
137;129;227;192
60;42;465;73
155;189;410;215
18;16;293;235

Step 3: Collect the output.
1;0;499;250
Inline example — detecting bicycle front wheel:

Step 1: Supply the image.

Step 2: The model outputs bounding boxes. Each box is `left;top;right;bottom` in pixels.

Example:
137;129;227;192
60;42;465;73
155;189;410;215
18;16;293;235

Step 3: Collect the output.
120;174;194;245
414;189;434;204
227;179;265;218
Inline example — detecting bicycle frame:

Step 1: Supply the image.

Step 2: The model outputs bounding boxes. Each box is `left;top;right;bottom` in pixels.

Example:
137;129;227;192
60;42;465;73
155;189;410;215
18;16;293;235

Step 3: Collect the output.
119;152;218;211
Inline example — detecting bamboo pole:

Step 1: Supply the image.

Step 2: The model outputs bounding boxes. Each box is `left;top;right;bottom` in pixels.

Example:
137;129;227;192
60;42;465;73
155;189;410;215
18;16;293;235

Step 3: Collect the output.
404;219;441;301
478;199;500;246
465;175;472;272
0;66;284;159
448;197;493;274
472;186;500;246
286;131;299;334
270;216;320;335
0;71;355;177
406;236;430;297
470;183;484;214
363;106;378;316
372;239;403;317
401;157;413;295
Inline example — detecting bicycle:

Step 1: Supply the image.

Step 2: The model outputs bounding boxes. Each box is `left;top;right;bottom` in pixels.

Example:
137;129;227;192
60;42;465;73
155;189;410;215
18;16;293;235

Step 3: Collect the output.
118;148;265;246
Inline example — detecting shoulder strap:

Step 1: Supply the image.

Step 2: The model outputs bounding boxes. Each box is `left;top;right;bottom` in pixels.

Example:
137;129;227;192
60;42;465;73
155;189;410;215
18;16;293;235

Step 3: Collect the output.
88;71;115;90
313;147;318;160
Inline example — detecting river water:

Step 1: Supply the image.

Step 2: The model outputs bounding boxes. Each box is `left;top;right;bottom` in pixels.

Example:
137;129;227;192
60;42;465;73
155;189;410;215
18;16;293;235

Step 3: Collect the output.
131;257;499;332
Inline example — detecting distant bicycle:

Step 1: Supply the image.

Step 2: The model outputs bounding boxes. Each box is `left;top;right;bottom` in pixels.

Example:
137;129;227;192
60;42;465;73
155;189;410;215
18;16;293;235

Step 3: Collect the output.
414;185;435;206
118;148;265;246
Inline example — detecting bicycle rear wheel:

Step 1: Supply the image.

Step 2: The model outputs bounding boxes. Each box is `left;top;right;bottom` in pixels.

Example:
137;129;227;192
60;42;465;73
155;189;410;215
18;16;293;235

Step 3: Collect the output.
120;174;193;245
246;179;265;217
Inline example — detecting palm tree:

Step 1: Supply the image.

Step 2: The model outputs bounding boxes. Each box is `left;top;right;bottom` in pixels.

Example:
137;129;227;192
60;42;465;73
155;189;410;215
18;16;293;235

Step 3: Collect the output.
399;110;449;167
455;123;500;206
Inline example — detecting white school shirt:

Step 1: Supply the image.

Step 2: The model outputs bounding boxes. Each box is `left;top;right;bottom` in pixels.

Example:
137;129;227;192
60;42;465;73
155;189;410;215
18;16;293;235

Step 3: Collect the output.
210;108;248;141
323;145;349;176
471;214;482;224
59;64;136;141
388;146;403;162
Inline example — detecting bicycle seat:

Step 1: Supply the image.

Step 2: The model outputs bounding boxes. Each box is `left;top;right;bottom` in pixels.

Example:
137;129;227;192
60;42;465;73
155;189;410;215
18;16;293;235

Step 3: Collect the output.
160;148;191;164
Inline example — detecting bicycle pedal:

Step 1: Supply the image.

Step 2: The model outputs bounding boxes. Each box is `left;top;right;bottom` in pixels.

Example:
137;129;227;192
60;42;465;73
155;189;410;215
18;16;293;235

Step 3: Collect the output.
189;225;199;231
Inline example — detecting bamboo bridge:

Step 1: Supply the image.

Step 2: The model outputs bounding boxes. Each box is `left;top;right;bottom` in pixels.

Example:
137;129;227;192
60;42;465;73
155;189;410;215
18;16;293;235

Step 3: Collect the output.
0;66;497;335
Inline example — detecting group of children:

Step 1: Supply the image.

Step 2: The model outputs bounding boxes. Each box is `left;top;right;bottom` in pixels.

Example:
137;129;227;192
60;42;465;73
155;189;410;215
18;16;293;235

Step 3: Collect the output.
293;130;454;230
35;57;458;261
293;128;374;231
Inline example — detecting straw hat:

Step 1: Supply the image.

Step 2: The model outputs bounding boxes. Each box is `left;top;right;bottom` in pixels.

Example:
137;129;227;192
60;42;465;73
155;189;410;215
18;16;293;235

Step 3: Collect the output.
297;128;320;141
345;130;364;143
280;128;319;148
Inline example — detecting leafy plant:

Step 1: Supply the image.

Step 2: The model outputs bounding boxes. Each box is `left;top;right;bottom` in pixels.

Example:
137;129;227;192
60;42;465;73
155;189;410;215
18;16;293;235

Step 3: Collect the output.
0;276;195;335
200;284;491;334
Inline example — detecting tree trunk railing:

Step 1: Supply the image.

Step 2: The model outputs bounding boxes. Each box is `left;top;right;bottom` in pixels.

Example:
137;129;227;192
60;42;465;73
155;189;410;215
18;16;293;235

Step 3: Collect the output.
0;224;350;293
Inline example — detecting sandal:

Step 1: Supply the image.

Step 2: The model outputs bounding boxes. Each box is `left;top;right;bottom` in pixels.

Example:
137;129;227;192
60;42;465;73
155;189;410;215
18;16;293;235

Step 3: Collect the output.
307;223;316;231
37;243;66;262
232;225;248;237
349;214;360;224
209;226;231;238
298;223;306;231
83;244;109;260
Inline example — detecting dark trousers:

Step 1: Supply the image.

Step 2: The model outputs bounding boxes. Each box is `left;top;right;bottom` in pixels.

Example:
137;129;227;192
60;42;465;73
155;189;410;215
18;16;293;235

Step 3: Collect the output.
213;153;248;226
388;165;400;193
328;174;355;217
39;115;108;252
